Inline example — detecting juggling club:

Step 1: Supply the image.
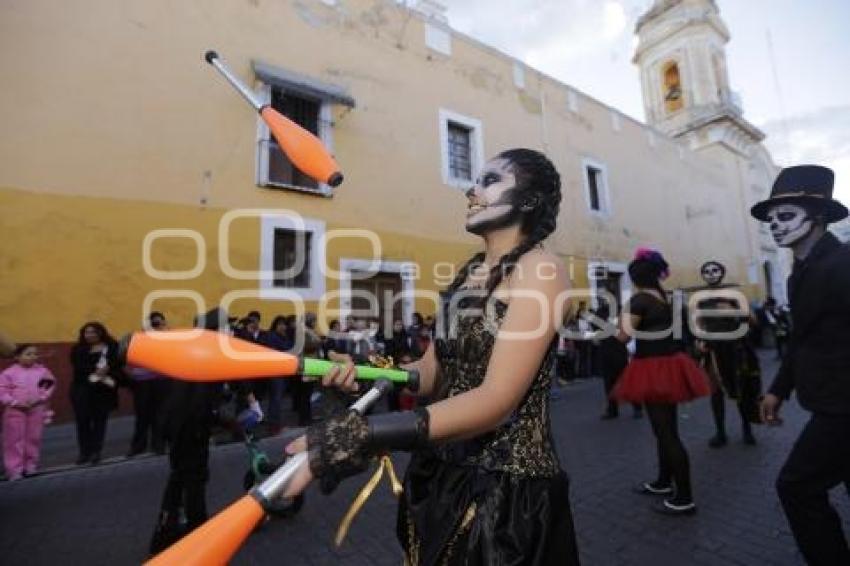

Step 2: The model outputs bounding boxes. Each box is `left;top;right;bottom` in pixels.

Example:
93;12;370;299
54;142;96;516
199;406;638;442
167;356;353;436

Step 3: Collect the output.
204;50;343;187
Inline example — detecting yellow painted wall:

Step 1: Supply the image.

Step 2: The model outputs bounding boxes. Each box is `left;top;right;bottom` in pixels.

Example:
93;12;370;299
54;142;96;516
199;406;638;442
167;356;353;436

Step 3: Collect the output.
0;0;769;340
0;186;482;341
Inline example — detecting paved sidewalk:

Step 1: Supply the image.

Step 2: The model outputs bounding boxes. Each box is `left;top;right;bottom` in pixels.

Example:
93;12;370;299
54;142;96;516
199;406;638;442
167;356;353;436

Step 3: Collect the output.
0;352;847;565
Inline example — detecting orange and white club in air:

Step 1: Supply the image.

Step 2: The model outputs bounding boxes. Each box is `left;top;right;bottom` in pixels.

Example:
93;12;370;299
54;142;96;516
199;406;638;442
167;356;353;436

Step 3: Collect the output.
205;50;343;188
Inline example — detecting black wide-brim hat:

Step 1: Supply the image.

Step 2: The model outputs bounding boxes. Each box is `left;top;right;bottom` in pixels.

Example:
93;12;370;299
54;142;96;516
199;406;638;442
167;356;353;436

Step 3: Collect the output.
751;165;848;223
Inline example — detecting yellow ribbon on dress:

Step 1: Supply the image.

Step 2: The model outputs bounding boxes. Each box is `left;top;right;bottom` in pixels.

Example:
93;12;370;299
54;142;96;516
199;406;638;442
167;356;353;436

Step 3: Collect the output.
335;454;403;546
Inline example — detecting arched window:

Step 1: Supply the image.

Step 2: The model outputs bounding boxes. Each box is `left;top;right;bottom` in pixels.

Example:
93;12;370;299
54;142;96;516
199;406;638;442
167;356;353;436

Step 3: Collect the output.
662;61;684;113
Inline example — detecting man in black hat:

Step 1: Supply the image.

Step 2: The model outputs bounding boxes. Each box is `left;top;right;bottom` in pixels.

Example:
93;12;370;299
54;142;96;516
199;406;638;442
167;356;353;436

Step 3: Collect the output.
753;165;850;565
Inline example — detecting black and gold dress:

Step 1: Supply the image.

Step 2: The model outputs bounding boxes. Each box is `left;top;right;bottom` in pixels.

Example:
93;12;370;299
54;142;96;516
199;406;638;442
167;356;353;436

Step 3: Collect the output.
397;297;580;566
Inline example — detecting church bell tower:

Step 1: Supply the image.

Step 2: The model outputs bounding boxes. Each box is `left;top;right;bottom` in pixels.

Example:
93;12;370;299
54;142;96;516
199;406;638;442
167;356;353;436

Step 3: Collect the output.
633;0;764;154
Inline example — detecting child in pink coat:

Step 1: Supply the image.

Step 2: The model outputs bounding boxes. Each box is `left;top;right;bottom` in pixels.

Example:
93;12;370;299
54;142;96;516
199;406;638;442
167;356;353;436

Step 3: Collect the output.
1;344;56;480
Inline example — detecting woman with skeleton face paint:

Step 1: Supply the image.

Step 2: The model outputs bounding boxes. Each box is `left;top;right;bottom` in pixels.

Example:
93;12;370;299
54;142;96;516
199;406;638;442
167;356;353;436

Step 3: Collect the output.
284;149;579;564
695;261;762;448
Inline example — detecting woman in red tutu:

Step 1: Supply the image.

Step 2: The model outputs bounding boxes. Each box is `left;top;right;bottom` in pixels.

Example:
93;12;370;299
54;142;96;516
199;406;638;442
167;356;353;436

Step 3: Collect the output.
613;248;710;515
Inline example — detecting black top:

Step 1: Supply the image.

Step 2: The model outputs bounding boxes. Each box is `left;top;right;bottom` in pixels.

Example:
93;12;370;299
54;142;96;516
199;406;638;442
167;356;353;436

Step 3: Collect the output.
69;342;122;386
69;342;123;409
629;292;680;359
697;296;744;336
383;330;412;360
769;232;850;415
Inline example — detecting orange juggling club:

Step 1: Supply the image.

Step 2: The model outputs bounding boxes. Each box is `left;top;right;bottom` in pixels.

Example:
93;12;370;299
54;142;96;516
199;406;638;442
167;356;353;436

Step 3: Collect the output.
205;50;343;188
146;494;265;566
119;330;420;388
146;382;390;566
120;330;299;382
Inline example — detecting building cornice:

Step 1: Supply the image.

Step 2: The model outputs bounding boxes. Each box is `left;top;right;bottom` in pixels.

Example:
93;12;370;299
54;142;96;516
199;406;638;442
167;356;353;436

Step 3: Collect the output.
636;0;719;33
634;16;729;63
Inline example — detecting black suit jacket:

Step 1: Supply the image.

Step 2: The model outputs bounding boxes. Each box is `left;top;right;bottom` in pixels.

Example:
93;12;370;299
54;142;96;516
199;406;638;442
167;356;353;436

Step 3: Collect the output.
769;232;850;415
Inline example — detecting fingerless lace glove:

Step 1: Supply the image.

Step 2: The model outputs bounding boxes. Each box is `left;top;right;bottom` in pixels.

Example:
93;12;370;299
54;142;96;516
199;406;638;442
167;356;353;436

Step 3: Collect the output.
307;408;430;493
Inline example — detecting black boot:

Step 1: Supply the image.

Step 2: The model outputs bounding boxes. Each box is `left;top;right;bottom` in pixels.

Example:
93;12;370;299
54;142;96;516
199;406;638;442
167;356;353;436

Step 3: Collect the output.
708;432;728;448
739;404;756;445
709;391;727;447
149;510;184;556
601;401;619;420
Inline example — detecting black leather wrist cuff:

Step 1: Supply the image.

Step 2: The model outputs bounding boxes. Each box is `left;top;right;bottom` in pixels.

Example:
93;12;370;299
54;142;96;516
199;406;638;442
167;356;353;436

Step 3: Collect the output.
366;408;430;451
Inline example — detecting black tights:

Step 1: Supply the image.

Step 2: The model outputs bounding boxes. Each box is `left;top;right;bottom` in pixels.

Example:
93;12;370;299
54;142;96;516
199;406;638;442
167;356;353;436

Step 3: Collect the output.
710;391;752;437
645;403;693;503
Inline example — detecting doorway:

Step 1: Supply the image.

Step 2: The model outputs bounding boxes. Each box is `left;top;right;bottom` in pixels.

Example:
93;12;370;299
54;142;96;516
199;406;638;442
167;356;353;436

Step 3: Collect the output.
339;258;417;331
588;261;629;315
350;271;404;330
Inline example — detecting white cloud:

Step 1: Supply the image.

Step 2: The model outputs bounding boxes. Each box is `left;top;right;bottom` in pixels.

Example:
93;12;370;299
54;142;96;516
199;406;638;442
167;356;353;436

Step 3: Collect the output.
442;0;634;66
603;1;627;40
440;0;646;115
436;0;847;204
761;106;850;206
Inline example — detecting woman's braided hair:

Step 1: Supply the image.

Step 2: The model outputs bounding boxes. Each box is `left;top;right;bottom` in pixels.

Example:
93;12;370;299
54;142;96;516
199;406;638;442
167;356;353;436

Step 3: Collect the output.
446;148;561;302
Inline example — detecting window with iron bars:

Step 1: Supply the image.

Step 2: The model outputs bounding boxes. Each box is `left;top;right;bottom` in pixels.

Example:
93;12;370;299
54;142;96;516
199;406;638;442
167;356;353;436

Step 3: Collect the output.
586;165;603;212
260;87;324;193
447;122;473;181
272;228;312;288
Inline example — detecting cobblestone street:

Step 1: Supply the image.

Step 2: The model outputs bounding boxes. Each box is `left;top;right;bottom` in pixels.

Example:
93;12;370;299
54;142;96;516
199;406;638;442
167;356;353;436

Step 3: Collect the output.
1;353;848;565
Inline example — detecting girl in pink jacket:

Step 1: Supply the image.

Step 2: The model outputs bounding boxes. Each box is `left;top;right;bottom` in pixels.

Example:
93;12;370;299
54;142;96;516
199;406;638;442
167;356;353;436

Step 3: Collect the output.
1;344;56;480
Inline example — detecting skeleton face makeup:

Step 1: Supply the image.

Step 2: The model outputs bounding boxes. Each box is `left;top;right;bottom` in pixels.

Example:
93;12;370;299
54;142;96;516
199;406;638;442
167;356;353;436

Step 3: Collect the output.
766;203;814;248
700;261;725;287
465;158;525;235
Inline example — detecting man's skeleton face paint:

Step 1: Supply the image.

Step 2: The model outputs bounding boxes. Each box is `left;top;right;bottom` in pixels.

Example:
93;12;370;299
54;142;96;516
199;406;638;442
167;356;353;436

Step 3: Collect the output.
766;203;813;248
465;158;524;235
700;262;725;287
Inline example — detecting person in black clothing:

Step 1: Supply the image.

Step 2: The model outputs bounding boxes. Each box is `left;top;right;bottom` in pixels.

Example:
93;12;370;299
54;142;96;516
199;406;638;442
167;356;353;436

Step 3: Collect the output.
591;304;641;419
285;148;581;564
288;313;321;426
574;303;594;378
150;307;227;555
384;319;414;411
695;260;760;447
262;315;293;434
762;296;791;359
234;316;266;418
613;249;710;515
69;321;123;465
383;319;412;362
754;165;850;565
127;311;170;457
406;312;426;359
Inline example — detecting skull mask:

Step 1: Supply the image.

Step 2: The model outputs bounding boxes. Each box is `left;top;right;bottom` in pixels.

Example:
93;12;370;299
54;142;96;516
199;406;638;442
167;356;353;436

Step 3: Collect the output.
766;203;814;248
700;261;726;287
465;158;527;236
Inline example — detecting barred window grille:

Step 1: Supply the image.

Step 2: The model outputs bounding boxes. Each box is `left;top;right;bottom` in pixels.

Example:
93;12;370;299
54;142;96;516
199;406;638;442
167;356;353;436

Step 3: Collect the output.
267;88;321;190
447;122;472;181
273;228;311;288
586;166;602;211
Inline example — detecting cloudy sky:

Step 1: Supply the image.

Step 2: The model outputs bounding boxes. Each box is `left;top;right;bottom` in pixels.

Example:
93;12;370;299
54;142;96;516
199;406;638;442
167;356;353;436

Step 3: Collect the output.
438;0;850;205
